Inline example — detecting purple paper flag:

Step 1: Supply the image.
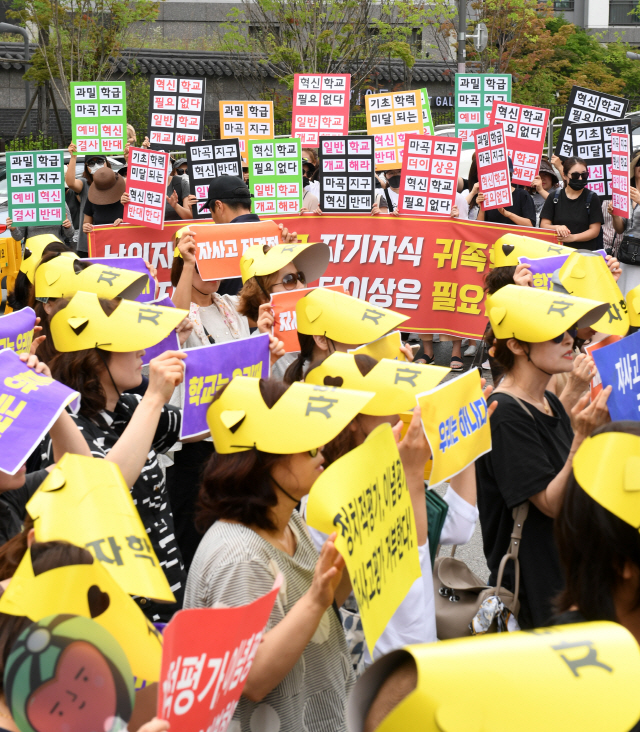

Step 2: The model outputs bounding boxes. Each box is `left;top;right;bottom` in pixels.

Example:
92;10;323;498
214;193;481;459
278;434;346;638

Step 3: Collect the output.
86;256;154;302
141;296;180;366
0;349;79;475
0;308;37;354
520;250;607;291
181;334;271;439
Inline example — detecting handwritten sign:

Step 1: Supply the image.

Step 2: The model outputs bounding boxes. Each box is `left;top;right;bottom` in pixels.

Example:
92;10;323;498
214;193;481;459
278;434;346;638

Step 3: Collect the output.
248;138;302;215
7;151;65;227
591;330;640;422
148;76;206;150
455;74;511;149
186;139;243;219
318;136;375;212
474;125;512;211
71;81;126;154
0;308;36;354
571;119;631;199
365;90;425;170
123;148;170;231
612;132;631;218
219;101;274;163
292;73;351;146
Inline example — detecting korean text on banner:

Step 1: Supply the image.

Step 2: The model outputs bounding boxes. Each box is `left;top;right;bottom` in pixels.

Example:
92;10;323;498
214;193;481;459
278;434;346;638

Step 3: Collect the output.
417;368;491;485
148;76;206;150
0;307;36;353
365;90;425;170
591;330;640;422
397;135;462;216
612;132;631;218
71;81;126;154
585;335;623;400
248;139;303;215
455;74;512;149
474;126;513;211
555;86;629;159
571;119;631;200
219;101;274;163
0;349;79;475
141;297;180;366
87;257;154;303
123;148;171;231
186;139;243;219
489;101;549;186
292;73;351;146
319;136;376;213
306;422;421;652
181;334;270;439
158;577;282;732
7;151;65;227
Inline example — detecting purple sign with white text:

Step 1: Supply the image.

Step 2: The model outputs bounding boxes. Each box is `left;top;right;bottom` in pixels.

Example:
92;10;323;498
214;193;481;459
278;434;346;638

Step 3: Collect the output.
0;308;36;354
87;257;155;302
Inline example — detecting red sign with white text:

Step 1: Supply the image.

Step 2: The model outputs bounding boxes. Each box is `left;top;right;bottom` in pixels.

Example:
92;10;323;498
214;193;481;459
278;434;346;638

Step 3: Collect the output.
292;74;351;146
474;126;513;211
123;148;170;231
611;133;631;218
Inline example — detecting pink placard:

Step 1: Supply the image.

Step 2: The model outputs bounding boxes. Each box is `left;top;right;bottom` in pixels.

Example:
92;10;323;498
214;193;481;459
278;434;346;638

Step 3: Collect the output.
474;125;513;211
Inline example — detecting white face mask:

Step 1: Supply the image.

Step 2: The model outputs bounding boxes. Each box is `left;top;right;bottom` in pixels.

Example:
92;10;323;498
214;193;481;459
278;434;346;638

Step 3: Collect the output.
88;162;104;174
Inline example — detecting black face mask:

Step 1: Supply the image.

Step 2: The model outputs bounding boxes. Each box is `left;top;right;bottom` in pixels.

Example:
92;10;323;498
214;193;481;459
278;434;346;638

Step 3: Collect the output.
387;175;401;188
303;176;311;188
568;179;588;190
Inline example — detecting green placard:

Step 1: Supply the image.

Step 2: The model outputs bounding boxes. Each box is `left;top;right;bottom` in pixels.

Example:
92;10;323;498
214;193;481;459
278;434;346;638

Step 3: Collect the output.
7;150;65;227
455;73;512;149
70;81;127;155
248;138;303;216
420;88;435;135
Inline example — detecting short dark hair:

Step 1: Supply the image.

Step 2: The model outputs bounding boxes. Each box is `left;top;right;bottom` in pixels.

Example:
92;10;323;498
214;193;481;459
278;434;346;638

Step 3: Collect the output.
483;265;516;294
209;198;252;214
196;378;291;533
555;421;640;621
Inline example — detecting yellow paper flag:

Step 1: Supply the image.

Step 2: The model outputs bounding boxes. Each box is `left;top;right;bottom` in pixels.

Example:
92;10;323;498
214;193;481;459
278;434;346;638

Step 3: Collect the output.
27;454;175;603
306;423;421;652
417;369;491;485
349;331;407;362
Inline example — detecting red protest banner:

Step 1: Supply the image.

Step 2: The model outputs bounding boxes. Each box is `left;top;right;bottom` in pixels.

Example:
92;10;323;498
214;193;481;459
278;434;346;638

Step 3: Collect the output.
489;101;549;186
611;132;631;218
292;74;351;146
474;126;512;211
123;148;171;230
158;576;282;732
397;134;462;216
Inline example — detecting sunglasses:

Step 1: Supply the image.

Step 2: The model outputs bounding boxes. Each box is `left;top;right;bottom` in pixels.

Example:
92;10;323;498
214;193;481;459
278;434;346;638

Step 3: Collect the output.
309;447;319;458
176;168;188;174
270;271;306;291
569;172;589;181
551;328;577;344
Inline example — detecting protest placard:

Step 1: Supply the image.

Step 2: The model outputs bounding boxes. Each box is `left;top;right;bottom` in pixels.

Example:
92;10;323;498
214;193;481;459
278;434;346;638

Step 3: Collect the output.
612;132;631;218
365;90;425;170
186;139;243;219
123;148;171;231
148;76;206;149
306;422;421;652
7;150;65;227
489;101;549;186
417;368;491;485
292;73;351;145
397;134;462;216
590;330;640;421
519;250;607;291
318;136;376;212
571;119;631;199
0;348;79;475
555;86;629;158
0;308;36;354
474;126;512;211
157;576;282;732
455;74;512;148
421;88;435;135
219;101;274;163
181;334;270;439
585;335;623;400
86;256;154;302
70;81;126;154
248;138;302;215
141;296;180;366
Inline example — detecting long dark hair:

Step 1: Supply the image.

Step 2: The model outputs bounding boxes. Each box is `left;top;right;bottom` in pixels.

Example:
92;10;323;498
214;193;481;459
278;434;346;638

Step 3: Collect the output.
283;332;317;384
555;421;640;621
467;153;479;207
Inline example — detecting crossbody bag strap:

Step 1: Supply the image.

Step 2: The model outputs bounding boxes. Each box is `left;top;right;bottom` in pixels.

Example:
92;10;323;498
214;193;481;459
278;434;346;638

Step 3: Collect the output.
384;187;394;212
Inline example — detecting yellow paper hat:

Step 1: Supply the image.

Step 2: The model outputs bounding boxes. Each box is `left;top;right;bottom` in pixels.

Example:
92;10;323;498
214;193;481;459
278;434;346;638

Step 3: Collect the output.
347;622;640;732
349;331;407;361
626;282;640;327
573;432;640;529
35;254;148;302
240;242;330;284
206;376;374;454
27;454;175;602
50;290;188;352
19;233;63;283
296;288;410;345
305;353;449;416
493;233;575;268
486;284;609;342
558;252;629;336
173;225;194;258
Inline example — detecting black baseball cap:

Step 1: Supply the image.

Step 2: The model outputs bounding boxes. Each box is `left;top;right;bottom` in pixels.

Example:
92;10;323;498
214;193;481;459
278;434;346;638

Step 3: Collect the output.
172;158;188;171
203;175;253;209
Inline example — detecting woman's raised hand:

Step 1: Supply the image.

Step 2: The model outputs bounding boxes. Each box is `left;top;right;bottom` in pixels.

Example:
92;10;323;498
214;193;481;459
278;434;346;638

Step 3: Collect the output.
308;533;345;611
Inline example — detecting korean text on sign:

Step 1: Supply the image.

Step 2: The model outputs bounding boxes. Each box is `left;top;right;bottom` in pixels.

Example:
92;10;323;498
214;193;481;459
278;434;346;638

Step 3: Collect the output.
455;74;511;148
365;90;425;170
571;119;631;200
591;329;640;422
148;76;206;150
0;307;36;354
7;151;65;227
489;101;549;186
611;132;631;218
319;136;376;212
186;139;243;219
474;126;512;211
397;134;462;216
71;81;126;154
219;101;274;163
123;148;170;231
555;86;629;158
248;139;302;215
420;89;435;135
292;74;351;146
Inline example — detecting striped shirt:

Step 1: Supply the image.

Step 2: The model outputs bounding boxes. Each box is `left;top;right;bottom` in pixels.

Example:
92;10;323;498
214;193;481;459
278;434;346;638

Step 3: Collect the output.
184;510;354;732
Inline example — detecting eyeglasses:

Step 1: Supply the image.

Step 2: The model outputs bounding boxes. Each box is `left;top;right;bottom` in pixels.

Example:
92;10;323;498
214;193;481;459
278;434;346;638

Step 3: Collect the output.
270;271;306;291
309;447;319;458
569;172;589;181
551;328;577;344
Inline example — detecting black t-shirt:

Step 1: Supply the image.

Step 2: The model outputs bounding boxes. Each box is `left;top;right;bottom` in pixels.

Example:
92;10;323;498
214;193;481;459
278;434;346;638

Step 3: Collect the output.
84;199;124;226
483;188;536;227
475;391;572;629
540;188;604;251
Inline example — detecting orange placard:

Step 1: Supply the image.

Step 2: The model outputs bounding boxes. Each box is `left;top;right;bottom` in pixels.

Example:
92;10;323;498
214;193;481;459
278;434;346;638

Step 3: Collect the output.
219;100;275;164
585;334;623;400
192;220;282;281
